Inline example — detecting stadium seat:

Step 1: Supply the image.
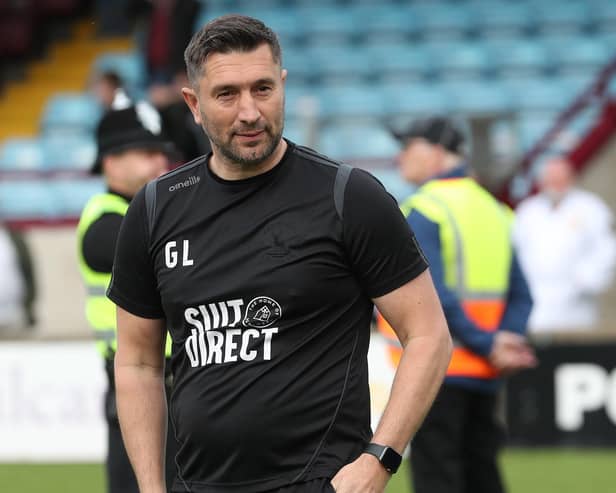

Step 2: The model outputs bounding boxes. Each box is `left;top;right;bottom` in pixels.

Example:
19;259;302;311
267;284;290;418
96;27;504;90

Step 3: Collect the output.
473;2;533;39
0;180;58;220
40;93;102;135
504;77;572;114
533;2;590;35
369;168;416;203
545;37;611;76
42;134;97;171
0;139;45;171
381;82;451;117
94;52;146;96
593;0;616;33
51;178;105;217
298;7;359;45
316;84;387;121
306;46;373;84
488;40;552;77
427;41;491;81
442;81;513;115
318;122;399;160
367;43;434;83
361;6;418;42
412;4;475;41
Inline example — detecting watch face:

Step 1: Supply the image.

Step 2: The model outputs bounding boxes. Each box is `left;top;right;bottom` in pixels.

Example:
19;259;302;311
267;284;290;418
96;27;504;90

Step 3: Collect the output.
382;447;402;473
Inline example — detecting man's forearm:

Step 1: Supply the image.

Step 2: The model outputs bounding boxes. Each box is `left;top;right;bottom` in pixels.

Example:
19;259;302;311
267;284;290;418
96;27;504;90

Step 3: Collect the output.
115;361;168;493
372;329;452;453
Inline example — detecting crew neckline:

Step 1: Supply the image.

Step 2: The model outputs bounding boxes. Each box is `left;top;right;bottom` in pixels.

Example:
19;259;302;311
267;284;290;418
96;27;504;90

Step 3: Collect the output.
204;139;294;188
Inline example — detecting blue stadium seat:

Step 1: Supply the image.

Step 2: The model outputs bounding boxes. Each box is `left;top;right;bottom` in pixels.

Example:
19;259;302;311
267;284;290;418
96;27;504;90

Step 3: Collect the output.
487;40;552;77
306;46;373;84
593;0;616;33
368;168;416;203
504;77;571;113
284;86;320;121
282;47;318;85
42;134;97;171
361;6;418;41
318;122;399;160
412;4;475;41
0;138;45;171
316;85;387;120
427;41;491;80
533;2;590;35
51;178;105;217
0;180;58;220
442;81;513;115
298;7;358;44
40;93;102;135
367;43;433;83
544;37;611;76
473;2;533;39
94;51;146;96
381;82;450;116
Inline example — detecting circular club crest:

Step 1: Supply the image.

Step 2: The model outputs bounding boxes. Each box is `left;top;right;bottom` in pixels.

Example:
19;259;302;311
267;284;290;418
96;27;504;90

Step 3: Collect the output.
243;296;282;328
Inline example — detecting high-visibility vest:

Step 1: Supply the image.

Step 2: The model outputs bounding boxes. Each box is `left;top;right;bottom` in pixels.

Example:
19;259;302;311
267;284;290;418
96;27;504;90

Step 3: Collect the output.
76;193;172;358
378;177;512;379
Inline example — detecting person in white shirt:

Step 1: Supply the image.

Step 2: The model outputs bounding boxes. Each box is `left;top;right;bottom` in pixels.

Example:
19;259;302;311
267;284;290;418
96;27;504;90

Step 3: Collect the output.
0;225;26;330
513;157;616;332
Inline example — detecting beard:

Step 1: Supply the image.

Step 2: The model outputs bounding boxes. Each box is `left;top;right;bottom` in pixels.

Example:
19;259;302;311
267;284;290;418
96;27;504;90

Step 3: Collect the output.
201;110;284;169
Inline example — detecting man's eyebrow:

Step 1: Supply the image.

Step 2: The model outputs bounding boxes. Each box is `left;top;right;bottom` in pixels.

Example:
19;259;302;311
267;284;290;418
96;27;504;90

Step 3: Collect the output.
211;78;277;94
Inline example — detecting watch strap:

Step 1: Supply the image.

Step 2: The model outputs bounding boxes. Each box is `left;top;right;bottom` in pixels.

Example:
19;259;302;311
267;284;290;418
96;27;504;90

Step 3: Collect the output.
364;442;402;474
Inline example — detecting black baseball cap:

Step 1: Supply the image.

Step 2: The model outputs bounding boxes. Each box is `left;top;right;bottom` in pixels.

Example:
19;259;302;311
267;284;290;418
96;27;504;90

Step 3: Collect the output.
91;102;176;174
391;116;466;155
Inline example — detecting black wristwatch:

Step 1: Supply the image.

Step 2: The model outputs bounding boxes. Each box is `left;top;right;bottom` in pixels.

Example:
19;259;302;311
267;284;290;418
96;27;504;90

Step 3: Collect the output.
363;442;402;474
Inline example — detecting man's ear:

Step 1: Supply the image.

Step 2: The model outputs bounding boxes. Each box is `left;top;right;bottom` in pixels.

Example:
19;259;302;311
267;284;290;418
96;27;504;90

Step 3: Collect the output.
181;86;202;125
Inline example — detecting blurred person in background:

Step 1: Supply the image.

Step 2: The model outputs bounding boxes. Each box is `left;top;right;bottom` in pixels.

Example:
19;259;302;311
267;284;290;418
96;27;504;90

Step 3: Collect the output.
76;100;177;493
127;0;201;87
108;14;452;493
0;223;27;331
90;70;127;110
149;69;212;163
513;156;616;332
381;116;537;493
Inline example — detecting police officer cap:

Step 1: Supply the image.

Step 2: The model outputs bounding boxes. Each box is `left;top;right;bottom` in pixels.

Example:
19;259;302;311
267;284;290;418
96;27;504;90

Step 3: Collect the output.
91;101;175;174
391;116;465;155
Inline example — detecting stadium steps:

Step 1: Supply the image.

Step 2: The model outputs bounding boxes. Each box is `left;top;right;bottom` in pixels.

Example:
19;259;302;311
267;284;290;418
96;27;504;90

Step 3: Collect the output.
0;19;133;142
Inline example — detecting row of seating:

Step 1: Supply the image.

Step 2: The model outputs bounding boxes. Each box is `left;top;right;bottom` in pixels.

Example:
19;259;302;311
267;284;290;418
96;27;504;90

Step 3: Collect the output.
0;178;103;220
198;1;616;44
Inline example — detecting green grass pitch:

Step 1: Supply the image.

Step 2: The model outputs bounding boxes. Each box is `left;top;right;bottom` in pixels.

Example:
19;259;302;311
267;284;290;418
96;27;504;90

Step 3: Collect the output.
0;449;614;493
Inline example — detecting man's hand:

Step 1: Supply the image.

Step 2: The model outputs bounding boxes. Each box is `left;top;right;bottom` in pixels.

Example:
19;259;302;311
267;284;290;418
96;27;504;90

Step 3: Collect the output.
489;331;537;376
330;453;391;493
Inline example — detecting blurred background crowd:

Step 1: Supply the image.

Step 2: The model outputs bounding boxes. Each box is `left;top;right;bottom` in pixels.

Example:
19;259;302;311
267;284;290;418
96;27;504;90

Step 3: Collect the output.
0;0;616;491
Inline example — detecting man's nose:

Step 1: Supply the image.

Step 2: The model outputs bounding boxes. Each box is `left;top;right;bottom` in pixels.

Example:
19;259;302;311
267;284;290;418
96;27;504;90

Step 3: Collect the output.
237;92;260;124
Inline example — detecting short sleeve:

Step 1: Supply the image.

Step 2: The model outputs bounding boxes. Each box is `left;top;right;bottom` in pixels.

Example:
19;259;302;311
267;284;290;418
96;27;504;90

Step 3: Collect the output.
107;187;165;318
342;168;428;298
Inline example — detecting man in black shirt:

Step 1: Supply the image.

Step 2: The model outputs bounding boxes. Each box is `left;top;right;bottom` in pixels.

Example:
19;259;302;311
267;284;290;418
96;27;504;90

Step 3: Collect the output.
108;14;452;493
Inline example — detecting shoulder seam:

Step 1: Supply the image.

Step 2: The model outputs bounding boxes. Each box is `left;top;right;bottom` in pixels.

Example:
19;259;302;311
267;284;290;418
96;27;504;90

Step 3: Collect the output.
156;155;207;184
293;146;343;169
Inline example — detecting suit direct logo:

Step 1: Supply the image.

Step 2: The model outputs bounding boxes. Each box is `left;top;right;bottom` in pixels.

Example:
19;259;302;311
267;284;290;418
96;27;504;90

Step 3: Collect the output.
243;297;282;328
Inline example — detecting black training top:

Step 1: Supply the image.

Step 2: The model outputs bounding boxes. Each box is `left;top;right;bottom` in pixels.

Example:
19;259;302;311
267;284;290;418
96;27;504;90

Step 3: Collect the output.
107;141;427;493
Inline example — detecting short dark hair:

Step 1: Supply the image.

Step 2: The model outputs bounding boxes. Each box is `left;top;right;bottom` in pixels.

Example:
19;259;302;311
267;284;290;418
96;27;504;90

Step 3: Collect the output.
99;70;123;89
184;14;282;86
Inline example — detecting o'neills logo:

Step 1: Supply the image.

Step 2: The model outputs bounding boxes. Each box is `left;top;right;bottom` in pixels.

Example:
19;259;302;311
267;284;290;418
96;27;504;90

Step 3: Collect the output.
169;175;200;192
184;296;281;368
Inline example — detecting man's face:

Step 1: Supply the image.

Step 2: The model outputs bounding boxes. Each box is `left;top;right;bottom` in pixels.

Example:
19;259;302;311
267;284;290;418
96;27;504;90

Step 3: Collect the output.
105;149;169;196
397;138;441;185
182;44;286;169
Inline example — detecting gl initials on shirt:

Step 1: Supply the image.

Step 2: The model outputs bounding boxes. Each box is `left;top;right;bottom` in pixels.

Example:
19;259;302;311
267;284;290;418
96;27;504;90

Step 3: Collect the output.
165;240;194;268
